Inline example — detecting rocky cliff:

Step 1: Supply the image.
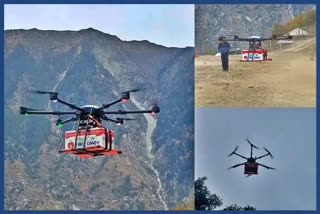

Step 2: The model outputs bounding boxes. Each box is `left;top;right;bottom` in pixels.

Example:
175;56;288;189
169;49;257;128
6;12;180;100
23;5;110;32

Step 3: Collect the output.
4;28;194;210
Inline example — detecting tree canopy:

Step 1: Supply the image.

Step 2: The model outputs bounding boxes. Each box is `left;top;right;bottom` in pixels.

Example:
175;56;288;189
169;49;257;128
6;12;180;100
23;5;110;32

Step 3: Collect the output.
224;204;256;210
195;177;222;210
271;9;316;35
195;176;256;211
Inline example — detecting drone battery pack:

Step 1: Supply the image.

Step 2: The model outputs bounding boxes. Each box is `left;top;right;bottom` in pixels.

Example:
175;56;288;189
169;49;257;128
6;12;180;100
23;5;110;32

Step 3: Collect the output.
241;50;266;61
64;128;109;150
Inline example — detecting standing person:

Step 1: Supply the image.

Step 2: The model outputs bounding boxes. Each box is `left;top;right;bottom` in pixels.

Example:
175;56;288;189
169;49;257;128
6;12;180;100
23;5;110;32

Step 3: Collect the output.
218;37;231;72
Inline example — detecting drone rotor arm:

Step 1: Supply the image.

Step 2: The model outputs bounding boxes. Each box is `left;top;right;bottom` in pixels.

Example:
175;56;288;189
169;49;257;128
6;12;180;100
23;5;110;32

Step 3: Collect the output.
255;153;270;160
257;163;276;170
228;162;246;170
233;152;248;160
55;98;84;112
56;116;78;126
103;106;159;115
101;116;123;125
236;37;252;41
260;37;274;41
98;88;147;110
221;38;245;42
97;95;128;110
29;89;83;111
20;107;76;115
104;110;152;114
246;138;259;149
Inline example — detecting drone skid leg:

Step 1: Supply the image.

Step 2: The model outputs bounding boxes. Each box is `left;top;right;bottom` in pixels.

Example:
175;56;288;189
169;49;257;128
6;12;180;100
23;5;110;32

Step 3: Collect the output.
76;150;122;158
59;145;121;158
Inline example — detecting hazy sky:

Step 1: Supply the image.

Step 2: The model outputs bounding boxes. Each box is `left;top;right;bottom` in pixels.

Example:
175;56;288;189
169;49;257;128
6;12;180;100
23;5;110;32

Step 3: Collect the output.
196;108;316;210
4;4;194;48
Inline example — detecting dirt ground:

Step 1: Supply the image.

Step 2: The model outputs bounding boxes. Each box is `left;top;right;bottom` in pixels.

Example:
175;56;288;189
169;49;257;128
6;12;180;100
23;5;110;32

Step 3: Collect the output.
195;38;316;107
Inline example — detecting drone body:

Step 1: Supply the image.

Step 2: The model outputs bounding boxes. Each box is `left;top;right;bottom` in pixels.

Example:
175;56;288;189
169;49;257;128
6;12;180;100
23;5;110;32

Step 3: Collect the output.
228;138;275;177
219;35;292;62
20;89;160;158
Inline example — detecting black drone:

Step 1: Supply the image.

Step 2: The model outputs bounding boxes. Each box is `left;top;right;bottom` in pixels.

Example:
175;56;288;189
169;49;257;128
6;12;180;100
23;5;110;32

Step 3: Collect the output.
228;138;275;177
219;35;292;61
20;88;159;158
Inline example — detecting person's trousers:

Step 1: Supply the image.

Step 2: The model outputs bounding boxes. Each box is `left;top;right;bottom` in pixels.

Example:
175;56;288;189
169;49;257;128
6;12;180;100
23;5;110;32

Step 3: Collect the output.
221;53;229;71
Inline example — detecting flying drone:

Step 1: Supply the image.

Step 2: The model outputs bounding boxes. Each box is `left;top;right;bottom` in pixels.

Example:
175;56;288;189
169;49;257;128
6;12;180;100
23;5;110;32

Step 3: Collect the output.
228;138;275;177
20;88;160;158
219;35;292;62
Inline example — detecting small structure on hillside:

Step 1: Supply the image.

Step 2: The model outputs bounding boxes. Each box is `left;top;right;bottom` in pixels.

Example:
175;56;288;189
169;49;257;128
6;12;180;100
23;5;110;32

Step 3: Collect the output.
284;28;309;37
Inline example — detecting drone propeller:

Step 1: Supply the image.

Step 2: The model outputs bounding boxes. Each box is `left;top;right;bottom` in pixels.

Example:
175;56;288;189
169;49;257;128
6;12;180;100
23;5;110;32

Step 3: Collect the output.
263;147;274;158
30;89;58;95
258;163;276;170
227;162;245;169
20;106;45;115
20;106;46;112
29;89;58;102
246;138;259;149
228;145;239;157
122;87;147;93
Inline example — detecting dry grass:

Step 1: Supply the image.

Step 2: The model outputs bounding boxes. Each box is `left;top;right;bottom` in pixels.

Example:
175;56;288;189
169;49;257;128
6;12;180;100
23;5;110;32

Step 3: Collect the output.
195;38;316;107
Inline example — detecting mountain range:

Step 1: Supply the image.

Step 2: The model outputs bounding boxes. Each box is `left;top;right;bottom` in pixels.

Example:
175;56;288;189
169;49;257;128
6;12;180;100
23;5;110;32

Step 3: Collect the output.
4;28;194;210
195;4;315;54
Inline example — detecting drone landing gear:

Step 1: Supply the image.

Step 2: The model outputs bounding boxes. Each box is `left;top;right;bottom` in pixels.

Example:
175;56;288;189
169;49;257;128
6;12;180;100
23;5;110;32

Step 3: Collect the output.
59;145;122;158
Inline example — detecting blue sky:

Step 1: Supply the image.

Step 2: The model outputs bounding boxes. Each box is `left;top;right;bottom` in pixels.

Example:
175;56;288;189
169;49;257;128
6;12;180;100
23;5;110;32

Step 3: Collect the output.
196;108;316;210
4;4;194;48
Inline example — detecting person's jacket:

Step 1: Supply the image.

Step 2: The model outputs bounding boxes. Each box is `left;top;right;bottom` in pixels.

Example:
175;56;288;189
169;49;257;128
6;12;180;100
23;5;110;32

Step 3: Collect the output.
218;42;231;54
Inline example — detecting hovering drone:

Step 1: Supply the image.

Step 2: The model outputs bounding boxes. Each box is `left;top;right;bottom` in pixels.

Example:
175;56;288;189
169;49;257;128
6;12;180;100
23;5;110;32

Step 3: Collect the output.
20;88;160;158
219;35;292;62
228;138;275;177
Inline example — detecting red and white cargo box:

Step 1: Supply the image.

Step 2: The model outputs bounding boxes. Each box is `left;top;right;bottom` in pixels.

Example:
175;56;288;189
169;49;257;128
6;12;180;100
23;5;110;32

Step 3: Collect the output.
59;127;120;158
64;127;108;150
241;49;270;62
